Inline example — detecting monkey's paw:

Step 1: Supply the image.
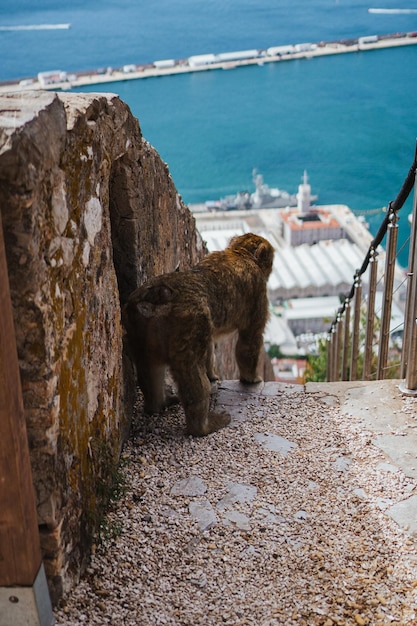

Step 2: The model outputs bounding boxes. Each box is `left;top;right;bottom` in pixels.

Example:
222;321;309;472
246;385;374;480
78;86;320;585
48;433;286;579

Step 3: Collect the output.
165;390;180;407
187;410;231;437
143;390;179;415
239;376;263;385
207;410;231;434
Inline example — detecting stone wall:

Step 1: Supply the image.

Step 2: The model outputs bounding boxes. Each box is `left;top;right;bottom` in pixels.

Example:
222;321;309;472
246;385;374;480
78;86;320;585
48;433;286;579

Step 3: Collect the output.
0;91;205;602
0;90;273;603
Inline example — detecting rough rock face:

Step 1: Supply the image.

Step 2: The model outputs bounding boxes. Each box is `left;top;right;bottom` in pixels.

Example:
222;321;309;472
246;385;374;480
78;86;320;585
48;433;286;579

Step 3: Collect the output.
0;91;205;601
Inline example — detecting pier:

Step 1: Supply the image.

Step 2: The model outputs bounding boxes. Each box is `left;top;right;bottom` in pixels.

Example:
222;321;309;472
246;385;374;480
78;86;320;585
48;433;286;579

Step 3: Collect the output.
0;32;416;94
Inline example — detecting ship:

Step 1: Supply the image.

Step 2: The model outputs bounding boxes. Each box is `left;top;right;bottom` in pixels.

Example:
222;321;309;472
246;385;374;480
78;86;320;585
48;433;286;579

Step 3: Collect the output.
204;170;318;212
368;8;417;13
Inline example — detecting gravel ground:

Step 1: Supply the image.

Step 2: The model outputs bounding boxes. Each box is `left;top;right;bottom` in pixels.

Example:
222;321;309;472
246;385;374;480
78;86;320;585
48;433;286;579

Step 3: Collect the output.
55;384;417;626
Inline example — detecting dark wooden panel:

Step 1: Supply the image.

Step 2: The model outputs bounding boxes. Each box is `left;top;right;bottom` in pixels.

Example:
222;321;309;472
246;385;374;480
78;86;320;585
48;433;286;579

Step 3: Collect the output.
0;213;41;586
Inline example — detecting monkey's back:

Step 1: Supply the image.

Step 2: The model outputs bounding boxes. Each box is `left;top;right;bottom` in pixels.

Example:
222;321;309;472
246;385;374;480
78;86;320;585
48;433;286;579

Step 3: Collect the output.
192;248;269;334
124;232;273;350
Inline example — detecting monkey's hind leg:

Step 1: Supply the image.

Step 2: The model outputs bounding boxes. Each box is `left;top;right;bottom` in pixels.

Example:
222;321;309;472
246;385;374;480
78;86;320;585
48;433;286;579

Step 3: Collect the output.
208;384;231;435
175;364;230;436
137;362;171;415
206;341;219;382
236;329;264;384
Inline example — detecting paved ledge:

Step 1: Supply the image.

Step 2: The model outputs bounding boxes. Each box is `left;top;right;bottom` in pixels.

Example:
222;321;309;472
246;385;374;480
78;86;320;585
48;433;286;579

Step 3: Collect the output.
218;378;417;534
306;379;417;482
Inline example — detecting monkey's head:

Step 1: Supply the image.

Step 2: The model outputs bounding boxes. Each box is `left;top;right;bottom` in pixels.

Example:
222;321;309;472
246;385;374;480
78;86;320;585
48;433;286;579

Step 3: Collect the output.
229;233;274;279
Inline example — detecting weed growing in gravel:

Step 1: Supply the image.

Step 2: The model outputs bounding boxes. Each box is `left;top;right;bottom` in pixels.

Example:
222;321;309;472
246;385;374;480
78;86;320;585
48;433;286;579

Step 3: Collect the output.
87;439;129;545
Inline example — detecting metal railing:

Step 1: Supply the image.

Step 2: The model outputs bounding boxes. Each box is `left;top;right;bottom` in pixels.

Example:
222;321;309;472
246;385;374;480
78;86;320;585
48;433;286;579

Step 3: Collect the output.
326;141;417;393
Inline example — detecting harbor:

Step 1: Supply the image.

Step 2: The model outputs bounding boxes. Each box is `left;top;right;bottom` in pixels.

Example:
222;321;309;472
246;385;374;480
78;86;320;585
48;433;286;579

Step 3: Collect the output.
0;31;416;93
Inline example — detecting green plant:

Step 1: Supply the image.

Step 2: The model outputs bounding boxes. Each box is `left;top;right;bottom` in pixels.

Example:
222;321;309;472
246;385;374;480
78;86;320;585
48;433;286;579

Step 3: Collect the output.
304;304;401;382
304;337;328;382
87;439;128;544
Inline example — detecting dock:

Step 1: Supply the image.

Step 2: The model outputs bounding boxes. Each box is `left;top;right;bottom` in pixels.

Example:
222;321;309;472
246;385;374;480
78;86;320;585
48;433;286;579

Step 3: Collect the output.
0;32;416;94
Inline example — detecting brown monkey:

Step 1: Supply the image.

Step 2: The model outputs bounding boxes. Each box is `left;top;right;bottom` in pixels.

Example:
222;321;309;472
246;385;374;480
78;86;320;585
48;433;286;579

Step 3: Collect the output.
123;233;274;437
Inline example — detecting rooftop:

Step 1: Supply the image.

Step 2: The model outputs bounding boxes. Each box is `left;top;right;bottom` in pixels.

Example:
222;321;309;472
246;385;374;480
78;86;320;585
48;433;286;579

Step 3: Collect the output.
279;207;341;231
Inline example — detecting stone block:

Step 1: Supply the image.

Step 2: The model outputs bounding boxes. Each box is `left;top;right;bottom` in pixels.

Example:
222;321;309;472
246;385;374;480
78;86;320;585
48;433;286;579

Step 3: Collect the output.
0;91;206;603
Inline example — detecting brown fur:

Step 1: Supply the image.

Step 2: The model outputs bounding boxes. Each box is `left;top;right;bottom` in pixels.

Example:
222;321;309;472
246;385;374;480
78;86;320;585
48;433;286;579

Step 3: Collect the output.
123;233;274;436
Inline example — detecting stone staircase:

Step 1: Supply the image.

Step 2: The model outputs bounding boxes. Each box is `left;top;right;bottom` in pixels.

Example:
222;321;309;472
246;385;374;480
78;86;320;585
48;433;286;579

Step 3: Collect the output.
55;377;417;625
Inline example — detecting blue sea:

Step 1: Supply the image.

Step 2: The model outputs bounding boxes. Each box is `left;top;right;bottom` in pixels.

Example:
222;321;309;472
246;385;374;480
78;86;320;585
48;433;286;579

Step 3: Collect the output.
1;0;417;266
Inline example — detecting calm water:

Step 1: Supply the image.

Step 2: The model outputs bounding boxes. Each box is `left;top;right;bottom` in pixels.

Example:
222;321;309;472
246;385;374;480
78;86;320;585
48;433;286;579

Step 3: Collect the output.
1;0;417;265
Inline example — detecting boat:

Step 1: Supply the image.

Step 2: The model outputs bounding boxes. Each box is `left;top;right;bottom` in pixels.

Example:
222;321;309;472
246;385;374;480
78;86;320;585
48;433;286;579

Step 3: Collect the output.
251;170;298;208
204;170;318;212
368;8;417;13
205;191;252;211
0;23;71;31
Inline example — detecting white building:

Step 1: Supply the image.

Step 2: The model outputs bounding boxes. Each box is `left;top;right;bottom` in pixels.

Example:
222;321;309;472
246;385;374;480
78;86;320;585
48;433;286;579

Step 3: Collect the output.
37;70;67;86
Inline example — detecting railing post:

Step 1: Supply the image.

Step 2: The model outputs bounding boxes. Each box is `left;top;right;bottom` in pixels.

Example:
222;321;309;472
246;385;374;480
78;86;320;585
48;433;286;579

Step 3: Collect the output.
341;298;351;380
334;313;343;382
331;325;338;381
377;208;399;379
363;248;378;381
400;171;417;393
401;267;414;380
326;332;332;382
350;273;362;381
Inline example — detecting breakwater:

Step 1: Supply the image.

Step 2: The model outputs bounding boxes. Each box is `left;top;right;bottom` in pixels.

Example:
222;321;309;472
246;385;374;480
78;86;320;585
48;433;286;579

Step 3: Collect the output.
0;31;416;93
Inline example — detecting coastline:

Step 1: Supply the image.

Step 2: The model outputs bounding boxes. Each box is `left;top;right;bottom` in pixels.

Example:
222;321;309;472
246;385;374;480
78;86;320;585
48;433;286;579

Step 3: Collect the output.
0;32;416;94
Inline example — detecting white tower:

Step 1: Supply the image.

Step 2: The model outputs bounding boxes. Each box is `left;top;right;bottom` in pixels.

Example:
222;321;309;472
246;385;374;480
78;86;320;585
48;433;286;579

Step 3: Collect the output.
297;170;312;213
